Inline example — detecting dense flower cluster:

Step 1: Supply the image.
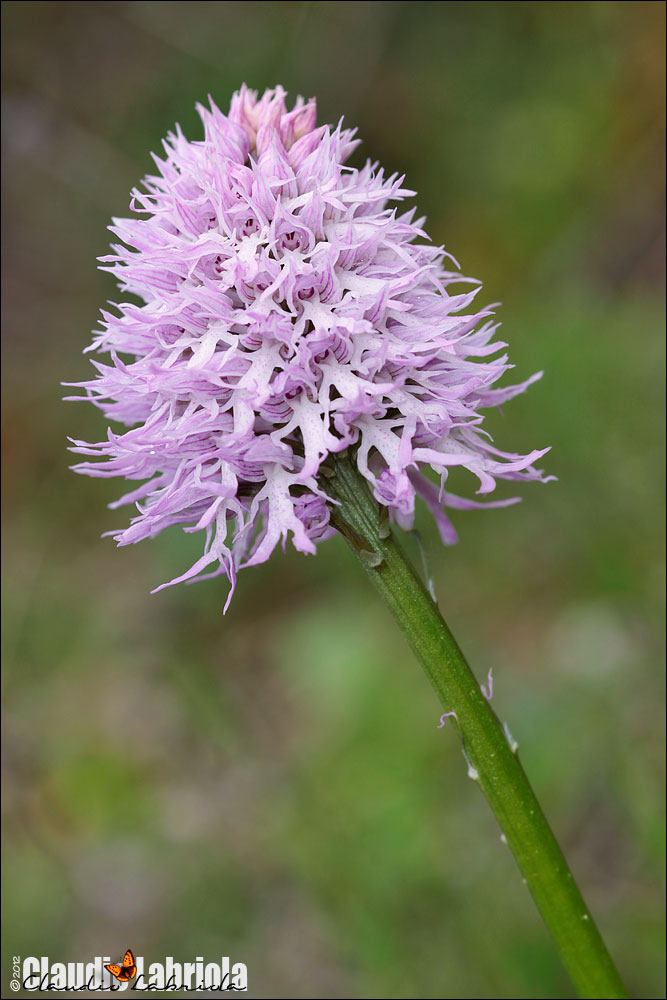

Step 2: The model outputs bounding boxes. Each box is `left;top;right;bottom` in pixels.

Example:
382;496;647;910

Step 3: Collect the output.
68;85;549;606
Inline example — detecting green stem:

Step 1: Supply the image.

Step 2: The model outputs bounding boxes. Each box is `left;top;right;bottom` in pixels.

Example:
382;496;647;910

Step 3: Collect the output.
325;452;628;1000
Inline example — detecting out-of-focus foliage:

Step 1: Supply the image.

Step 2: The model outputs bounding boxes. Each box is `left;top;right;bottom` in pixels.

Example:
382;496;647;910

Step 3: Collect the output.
2;3;664;998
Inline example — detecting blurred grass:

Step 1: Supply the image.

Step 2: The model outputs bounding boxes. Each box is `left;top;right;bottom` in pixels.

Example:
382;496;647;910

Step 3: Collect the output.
1;2;665;998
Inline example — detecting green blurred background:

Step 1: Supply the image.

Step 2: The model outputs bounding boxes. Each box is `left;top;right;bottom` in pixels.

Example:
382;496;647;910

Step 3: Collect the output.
2;2;665;997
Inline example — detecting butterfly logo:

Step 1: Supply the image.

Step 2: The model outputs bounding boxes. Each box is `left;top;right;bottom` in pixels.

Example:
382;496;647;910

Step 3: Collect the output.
105;949;137;983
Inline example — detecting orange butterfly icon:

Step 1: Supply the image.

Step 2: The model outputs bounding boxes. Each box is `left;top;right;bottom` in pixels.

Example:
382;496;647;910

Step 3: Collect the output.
105;949;137;983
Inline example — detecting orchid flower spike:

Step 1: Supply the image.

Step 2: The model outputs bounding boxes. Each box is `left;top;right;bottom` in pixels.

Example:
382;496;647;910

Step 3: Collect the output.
67;85;551;608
